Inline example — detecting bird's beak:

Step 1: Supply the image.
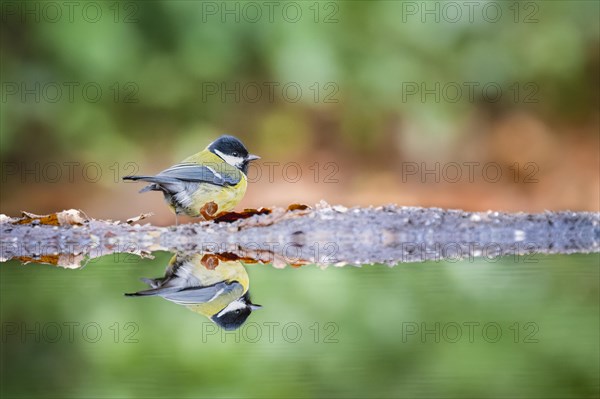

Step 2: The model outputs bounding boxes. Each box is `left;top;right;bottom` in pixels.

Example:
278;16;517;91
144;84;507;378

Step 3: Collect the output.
250;304;262;311
247;154;260;161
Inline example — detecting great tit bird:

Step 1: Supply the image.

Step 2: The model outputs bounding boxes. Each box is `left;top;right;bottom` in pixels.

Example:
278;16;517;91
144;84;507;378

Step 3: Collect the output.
125;252;261;330
123;135;259;219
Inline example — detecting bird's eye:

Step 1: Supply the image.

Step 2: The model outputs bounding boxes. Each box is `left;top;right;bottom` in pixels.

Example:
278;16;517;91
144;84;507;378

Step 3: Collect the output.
235;309;241;314
232;152;239;157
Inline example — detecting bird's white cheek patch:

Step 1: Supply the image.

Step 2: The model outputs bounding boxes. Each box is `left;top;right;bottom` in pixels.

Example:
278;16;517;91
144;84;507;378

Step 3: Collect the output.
216;298;246;317
214;149;245;169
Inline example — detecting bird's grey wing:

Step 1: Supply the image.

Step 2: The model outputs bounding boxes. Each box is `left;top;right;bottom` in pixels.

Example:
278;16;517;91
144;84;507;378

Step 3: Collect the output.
158;163;240;186
162;281;244;305
123;163;240;193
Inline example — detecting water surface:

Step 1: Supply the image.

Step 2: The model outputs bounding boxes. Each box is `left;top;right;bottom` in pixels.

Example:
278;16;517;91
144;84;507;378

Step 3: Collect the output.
1;253;598;398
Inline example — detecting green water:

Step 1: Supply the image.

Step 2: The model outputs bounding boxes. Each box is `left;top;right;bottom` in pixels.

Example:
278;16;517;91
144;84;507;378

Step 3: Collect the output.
1;253;599;398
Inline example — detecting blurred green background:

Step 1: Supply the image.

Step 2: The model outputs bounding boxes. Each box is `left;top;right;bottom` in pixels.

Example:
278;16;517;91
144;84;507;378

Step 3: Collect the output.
1;0;598;223
1;1;599;398
1;254;599;398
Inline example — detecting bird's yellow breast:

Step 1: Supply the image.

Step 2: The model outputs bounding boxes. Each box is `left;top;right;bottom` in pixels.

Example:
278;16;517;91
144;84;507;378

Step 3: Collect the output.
194;176;246;210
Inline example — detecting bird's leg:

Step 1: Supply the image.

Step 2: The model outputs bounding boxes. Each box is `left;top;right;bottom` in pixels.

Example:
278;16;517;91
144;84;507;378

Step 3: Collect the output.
175;213;179;226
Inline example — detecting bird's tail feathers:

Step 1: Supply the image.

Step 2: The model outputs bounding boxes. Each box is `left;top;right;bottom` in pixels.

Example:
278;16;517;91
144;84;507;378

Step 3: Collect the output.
124;277;175;297
123;175;181;193
140;277;162;288
139;184;158;193
124;286;180;297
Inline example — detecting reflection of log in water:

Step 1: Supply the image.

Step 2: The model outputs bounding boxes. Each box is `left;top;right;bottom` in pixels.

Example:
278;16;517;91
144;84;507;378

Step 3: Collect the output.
1;203;598;267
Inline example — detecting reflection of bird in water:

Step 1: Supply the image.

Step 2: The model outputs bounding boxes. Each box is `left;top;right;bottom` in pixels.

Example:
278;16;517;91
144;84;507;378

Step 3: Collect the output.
125;253;261;330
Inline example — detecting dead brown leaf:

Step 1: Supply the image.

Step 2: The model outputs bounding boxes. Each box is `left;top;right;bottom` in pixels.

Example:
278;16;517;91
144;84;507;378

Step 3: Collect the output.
126;213;153;224
14;209;87;226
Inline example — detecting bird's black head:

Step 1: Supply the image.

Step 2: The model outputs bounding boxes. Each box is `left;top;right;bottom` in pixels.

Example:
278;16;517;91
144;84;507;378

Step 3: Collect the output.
210;292;262;331
208;135;260;174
